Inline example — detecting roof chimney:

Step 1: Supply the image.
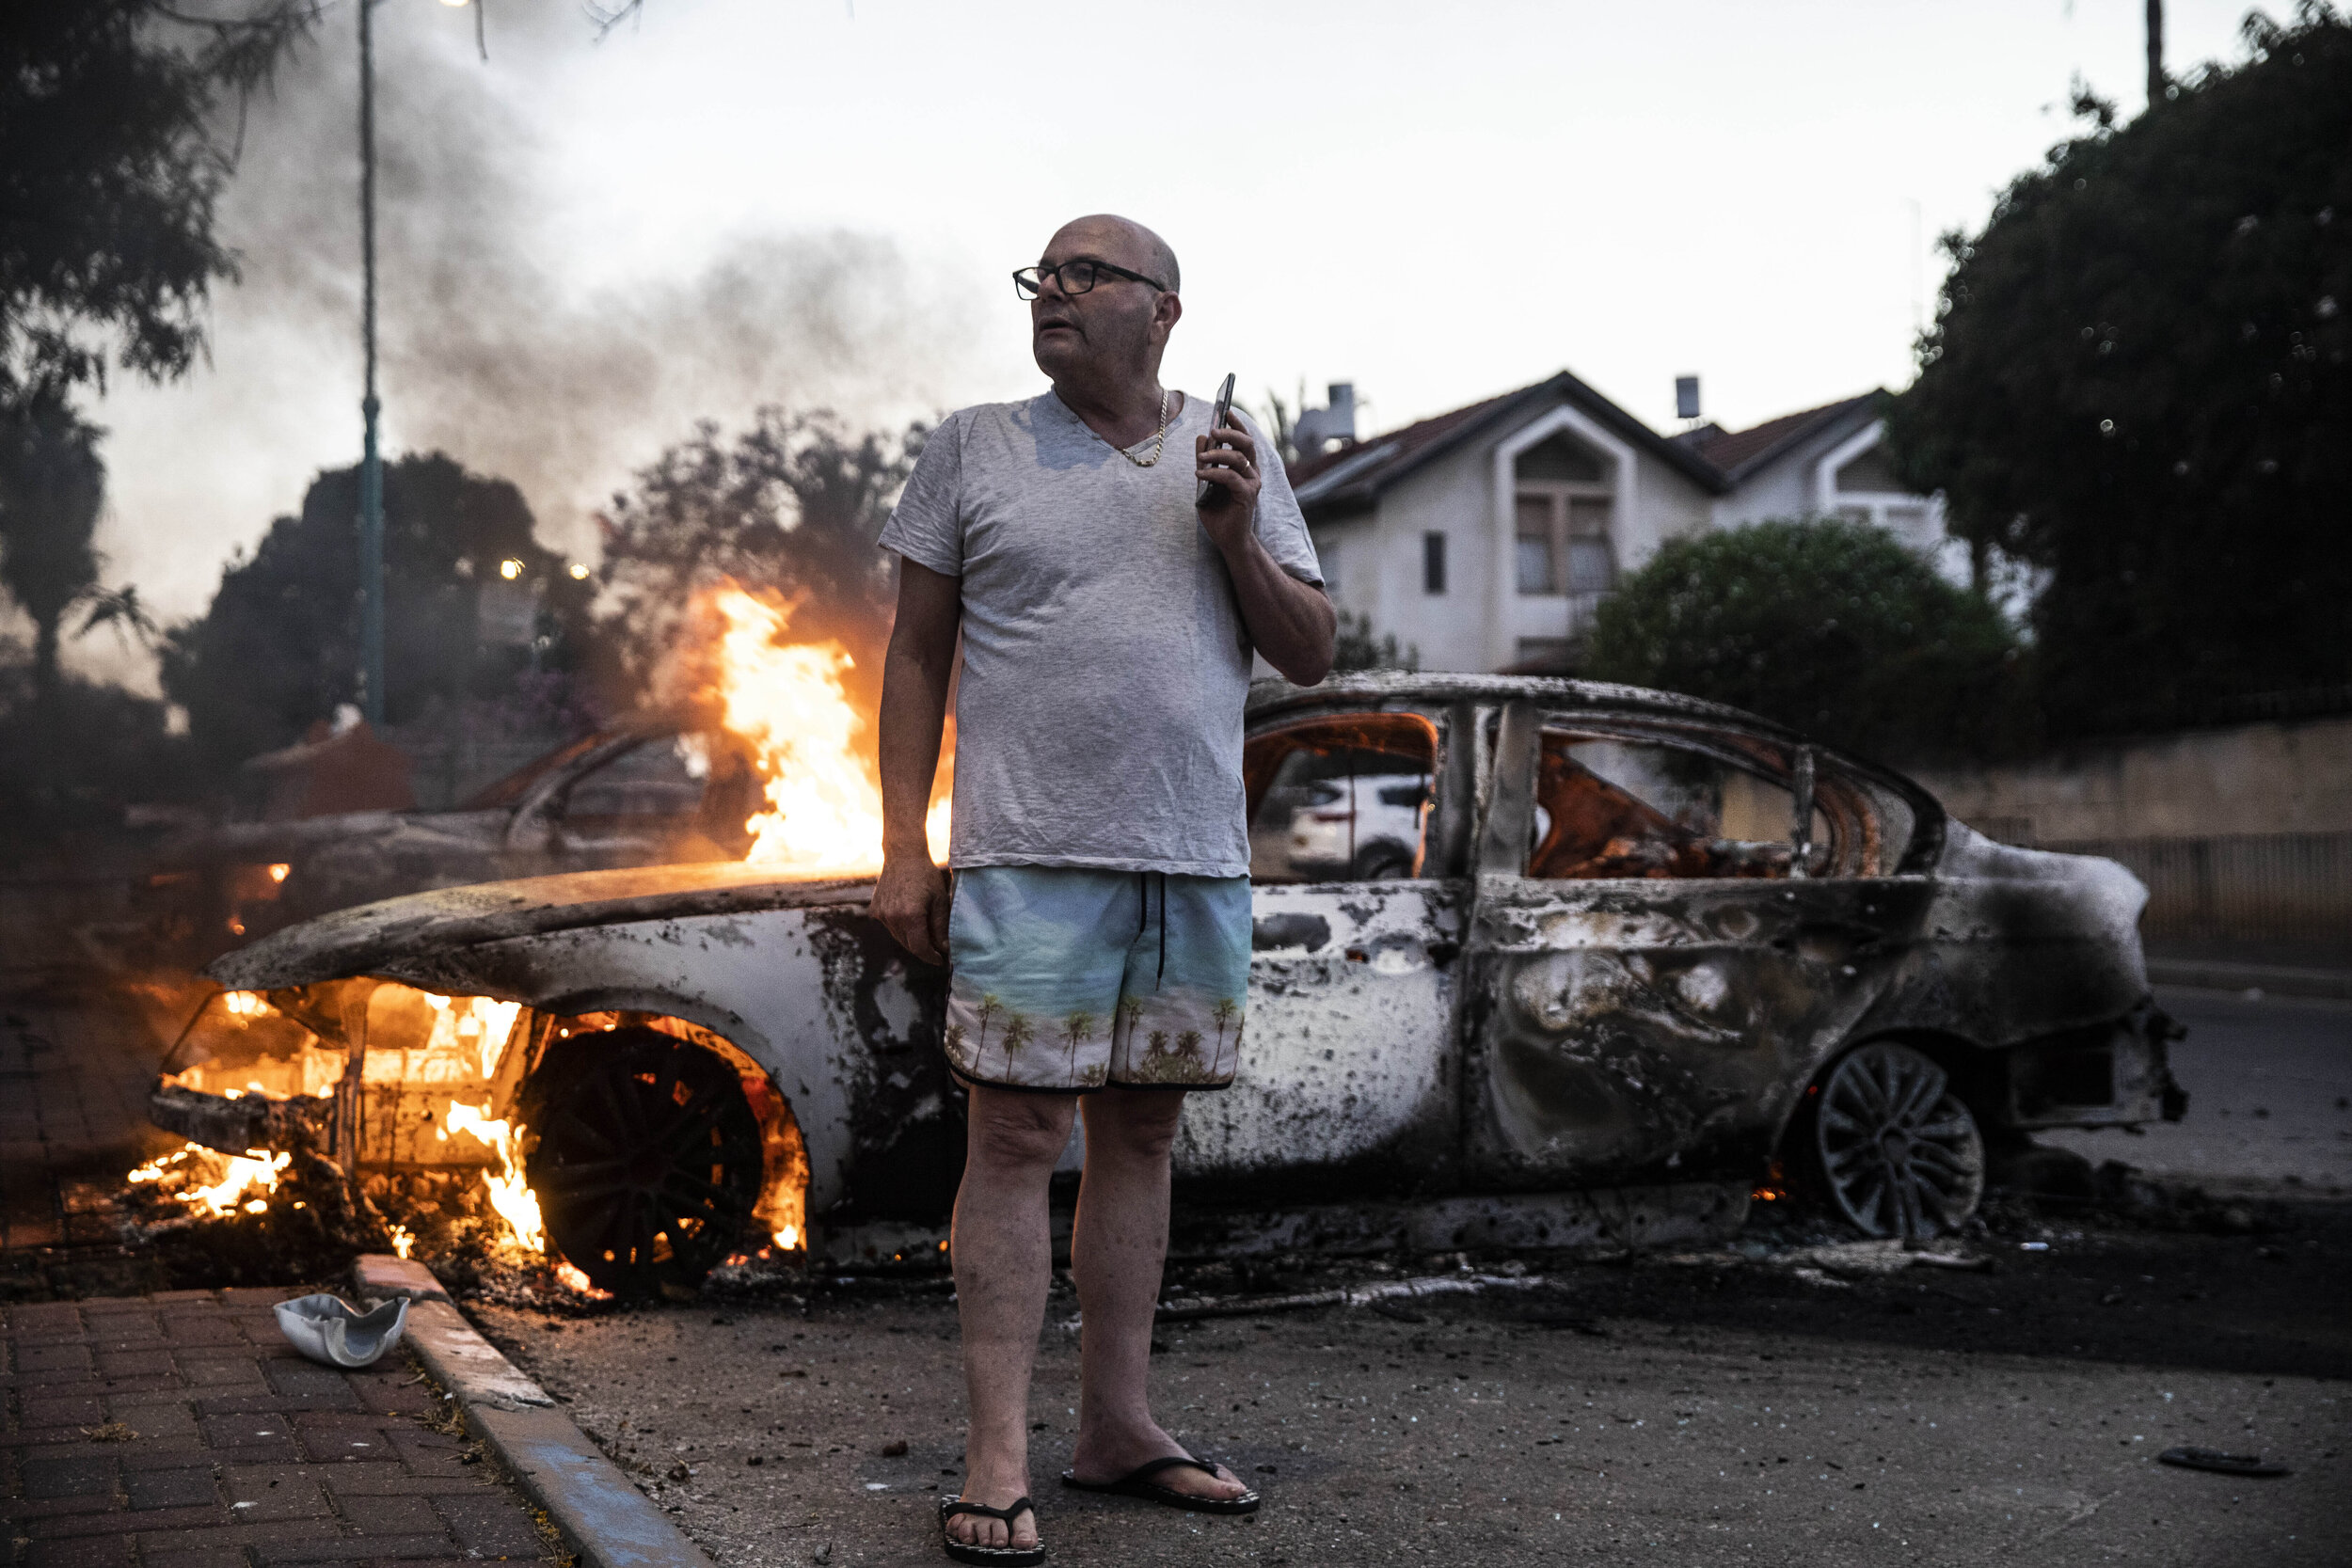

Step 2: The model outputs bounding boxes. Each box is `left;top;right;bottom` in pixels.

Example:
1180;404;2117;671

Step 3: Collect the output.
1293;382;1358;457
1675;375;1702;422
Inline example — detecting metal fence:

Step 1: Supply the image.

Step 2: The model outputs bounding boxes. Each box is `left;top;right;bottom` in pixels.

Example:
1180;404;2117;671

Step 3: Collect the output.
2041;832;2352;941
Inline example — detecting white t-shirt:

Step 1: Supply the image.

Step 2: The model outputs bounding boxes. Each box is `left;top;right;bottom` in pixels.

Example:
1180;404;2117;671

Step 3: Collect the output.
877;389;1323;878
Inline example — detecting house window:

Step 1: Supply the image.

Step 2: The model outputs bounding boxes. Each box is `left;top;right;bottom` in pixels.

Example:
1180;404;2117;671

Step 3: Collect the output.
1565;496;1614;594
1514;491;1615;596
1513;434;1613;598
1422;531;1447;595
1514;495;1555;594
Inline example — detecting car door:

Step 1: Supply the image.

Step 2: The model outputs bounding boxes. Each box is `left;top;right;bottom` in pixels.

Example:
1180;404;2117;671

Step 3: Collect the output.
1171;701;1472;1199
1459;699;1934;1189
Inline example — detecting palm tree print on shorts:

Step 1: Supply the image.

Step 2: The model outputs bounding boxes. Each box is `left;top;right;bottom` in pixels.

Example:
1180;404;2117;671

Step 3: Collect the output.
1174;1028;1207;1079
1209;998;1243;1076
998;1013;1036;1082
973;993;1002;1076
1061;1011;1095;1081
1132;1026;1206;1085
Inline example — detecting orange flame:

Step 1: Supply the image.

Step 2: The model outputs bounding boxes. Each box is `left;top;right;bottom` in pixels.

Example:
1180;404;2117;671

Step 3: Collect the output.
705;584;947;873
128;1143;290;1217
553;1259;613;1300
444;1101;545;1254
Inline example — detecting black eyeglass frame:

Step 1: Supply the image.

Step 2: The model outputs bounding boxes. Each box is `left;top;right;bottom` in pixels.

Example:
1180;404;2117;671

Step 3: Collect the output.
1011;257;1171;299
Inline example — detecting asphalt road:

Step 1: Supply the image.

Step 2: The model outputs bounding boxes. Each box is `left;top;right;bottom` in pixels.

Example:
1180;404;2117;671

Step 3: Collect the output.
470;985;2352;1568
2042;986;2352;1194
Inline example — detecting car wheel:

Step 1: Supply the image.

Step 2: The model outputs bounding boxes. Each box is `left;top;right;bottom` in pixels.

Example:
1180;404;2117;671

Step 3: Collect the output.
1800;1040;1985;1238
1351;842;1416;881
520;1025;765;1295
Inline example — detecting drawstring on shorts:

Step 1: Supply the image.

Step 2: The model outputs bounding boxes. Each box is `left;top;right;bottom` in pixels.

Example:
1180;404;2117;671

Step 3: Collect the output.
1135;871;1168;989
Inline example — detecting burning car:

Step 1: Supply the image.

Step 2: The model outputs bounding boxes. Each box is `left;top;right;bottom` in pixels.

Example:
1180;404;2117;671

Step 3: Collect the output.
150;672;2185;1294
135;719;768;963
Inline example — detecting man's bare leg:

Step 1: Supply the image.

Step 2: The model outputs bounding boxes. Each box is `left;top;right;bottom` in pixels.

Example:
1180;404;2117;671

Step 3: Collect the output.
948;1085;1075;1551
1066;1087;1249;1501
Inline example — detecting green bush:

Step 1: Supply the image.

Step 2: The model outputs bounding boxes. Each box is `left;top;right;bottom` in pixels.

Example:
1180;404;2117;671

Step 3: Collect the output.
1584;518;2027;765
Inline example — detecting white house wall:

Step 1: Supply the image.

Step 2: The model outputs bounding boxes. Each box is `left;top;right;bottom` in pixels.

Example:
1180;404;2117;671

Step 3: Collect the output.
1709;415;1875;530
1317;404;1714;674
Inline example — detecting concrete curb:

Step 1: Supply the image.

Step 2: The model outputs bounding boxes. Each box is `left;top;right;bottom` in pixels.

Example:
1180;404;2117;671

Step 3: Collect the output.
2149;959;2352;1001
352;1255;716;1568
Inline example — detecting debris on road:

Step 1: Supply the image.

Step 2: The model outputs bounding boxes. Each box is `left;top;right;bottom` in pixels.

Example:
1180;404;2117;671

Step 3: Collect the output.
274;1290;410;1366
2158;1447;2293;1478
1654;1237;1993;1278
1061;1269;1553;1328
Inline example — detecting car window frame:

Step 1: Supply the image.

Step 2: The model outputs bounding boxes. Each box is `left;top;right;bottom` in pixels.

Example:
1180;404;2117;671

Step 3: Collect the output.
1242;702;1462;884
1479;699;1943;881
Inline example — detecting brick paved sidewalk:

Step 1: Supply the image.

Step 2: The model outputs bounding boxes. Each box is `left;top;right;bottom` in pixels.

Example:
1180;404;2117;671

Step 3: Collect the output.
4;1287;560;1568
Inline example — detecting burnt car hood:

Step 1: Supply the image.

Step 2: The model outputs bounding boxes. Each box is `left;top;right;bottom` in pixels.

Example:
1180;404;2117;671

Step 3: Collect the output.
205;861;874;992
157;810;417;865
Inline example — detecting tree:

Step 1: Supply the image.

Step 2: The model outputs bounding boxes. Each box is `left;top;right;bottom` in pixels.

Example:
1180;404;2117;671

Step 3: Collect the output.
1330;611;1419;673
161;454;605;775
1885;8;2351;736
0;669;194;847
1583;519;2026;764
596;409;925;711
0;392;104;703
1;1;313;404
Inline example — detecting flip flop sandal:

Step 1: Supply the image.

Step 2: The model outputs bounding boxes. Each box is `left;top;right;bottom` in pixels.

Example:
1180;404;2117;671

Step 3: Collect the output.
939;1495;1045;1565
1060;1453;1262;1515
2157;1447;2292;1478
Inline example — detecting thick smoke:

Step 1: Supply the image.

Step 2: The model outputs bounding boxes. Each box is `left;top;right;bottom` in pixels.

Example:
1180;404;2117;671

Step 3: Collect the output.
84;1;985;663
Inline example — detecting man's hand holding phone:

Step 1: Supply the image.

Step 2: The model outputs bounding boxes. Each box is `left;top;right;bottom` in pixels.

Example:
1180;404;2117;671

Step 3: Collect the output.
1193;372;1260;553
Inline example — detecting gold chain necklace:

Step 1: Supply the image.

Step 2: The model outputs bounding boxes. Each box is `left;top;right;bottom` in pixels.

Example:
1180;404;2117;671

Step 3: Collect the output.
1090;388;1170;467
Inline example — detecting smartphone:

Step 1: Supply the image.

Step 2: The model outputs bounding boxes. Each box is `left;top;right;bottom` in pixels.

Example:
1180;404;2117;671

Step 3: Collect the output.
1195;372;1239;508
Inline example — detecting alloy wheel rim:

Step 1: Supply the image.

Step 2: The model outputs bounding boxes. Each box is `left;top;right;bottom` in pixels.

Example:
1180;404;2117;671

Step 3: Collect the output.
1814;1042;1985;1238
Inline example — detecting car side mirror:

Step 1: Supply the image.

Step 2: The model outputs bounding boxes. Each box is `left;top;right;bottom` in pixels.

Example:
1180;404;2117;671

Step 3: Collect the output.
1789;745;1816;879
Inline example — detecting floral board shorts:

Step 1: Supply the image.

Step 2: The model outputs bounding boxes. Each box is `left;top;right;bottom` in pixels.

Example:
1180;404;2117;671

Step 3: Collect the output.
944;865;1251;1093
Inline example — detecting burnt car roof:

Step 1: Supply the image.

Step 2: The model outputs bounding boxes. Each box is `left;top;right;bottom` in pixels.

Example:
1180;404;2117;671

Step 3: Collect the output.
206;673;1949;993
1252;672;1815;744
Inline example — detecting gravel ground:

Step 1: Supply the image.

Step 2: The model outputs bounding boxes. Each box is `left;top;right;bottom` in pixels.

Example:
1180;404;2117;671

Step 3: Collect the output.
470;1204;2351;1568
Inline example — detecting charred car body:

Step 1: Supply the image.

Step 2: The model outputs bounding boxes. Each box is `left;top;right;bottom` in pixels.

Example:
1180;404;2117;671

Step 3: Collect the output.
138;721;763;962
153;674;2185;1293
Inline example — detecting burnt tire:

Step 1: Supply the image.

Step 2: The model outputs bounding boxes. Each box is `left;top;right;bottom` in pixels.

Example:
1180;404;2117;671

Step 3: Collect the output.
519;1025;764;1296
1793;1040;1985;1239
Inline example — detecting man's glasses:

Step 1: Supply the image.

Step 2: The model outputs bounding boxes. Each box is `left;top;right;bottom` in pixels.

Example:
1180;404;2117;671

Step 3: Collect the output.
1012;258;1169;299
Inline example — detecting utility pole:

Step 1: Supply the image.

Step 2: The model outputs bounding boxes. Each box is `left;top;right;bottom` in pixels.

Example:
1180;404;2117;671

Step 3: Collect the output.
357;0;386;727
2146;0;2167;110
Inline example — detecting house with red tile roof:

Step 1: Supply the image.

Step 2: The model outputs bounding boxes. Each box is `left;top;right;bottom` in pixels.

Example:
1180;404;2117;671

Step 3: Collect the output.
1285;372;1944;673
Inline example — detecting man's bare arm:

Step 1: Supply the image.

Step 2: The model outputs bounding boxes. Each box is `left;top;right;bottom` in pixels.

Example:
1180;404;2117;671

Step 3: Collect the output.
1225;528;1336;686
870;559;961;964
1196;420;1336;685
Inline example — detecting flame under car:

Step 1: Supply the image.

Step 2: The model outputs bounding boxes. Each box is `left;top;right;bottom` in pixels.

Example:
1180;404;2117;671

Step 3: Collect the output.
153;674;2185;1291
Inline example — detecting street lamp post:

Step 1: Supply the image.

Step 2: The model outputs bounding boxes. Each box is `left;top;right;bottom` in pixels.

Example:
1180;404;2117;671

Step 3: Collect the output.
357;0;385;727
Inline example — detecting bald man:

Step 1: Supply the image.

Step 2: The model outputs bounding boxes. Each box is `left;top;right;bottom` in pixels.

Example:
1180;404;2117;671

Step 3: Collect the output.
871;215;1334;1563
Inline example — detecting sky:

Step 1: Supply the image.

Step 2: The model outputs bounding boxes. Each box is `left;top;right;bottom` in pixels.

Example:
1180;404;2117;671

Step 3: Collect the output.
56;0;2265;694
